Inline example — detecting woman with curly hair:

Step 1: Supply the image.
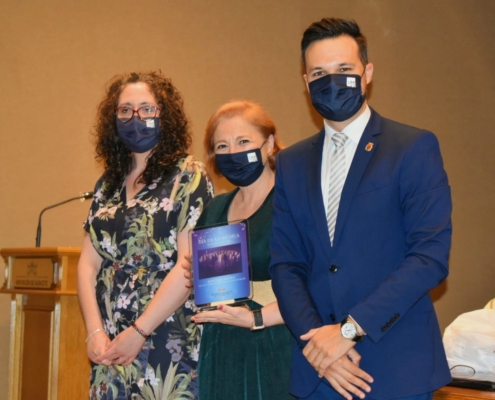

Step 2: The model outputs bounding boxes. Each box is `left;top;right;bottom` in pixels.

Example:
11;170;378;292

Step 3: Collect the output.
77;71;213;399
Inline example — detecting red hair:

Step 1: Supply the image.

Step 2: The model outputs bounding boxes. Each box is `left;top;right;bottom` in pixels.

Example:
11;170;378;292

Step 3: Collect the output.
204;101;283;175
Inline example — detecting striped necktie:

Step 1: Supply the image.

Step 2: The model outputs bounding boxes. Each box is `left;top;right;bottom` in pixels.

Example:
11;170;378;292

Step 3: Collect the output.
327;132;348;245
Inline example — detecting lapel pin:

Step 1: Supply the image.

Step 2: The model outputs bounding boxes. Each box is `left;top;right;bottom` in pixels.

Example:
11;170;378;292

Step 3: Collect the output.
365;142;374;152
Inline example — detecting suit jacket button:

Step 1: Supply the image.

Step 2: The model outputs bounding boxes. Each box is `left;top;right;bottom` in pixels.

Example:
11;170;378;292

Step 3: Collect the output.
381;326;386;332
395;313;400;318
386;321;392;328
330;314;336;322
329;265;338;273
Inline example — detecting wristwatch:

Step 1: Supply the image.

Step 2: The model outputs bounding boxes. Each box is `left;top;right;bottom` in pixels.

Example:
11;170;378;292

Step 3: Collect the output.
340;317;364;342
250;309;265;331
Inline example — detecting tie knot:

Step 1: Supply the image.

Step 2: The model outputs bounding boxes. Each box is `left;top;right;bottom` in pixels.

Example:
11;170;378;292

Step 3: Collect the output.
331;132;348;148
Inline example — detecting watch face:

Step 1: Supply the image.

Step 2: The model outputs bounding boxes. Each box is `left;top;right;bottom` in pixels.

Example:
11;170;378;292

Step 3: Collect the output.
341;322;357;339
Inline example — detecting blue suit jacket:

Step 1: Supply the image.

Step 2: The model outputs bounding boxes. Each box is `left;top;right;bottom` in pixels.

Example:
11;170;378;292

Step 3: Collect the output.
270;109;452;399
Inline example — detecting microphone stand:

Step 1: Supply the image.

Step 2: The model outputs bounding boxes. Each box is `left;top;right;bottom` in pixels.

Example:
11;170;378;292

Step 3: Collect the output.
35;192;93;247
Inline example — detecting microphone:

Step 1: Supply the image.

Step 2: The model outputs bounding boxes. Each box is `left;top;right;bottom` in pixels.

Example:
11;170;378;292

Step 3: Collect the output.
35;192;94;247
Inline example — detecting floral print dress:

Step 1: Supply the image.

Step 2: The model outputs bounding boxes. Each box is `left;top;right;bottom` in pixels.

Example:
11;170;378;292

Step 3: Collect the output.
84;155;213;400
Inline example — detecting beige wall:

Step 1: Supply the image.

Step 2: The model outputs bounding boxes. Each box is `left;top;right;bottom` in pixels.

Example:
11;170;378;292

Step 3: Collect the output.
0;0;493;396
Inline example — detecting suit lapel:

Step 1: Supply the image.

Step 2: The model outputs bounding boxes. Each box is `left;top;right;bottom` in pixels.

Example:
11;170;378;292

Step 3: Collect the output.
307;129;334;260
333;109;382;245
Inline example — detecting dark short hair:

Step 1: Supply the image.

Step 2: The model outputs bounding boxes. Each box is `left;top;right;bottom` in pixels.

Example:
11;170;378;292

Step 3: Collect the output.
301;18;368;67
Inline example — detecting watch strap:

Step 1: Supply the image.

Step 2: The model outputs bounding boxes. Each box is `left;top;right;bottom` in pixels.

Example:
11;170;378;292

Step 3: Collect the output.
251;309;265;330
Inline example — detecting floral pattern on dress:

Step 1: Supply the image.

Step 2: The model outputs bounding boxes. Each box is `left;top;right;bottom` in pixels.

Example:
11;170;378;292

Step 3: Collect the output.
84;156;213;400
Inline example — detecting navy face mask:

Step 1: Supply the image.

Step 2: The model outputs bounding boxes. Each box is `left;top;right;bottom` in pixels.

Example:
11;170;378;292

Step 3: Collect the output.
215;143;267;187
116;117;161;153
309;73;366;122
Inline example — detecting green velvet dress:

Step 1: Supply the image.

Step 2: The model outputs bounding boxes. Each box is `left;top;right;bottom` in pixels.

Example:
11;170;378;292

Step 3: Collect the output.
196;187;294;400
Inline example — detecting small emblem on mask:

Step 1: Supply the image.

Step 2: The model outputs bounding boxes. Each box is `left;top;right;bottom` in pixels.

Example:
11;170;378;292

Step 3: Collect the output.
346;77;356;88
365;142;374;152
247;152;258;162
146;119;155;128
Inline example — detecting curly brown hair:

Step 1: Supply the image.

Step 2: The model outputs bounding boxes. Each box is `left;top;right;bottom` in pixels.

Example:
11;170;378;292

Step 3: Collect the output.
93;71;192;194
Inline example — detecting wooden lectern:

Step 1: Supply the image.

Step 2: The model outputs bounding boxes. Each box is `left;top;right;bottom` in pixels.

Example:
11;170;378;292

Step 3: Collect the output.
0;247;90;400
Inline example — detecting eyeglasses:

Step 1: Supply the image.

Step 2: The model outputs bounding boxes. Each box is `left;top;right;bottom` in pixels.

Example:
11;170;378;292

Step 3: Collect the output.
115;105;161;123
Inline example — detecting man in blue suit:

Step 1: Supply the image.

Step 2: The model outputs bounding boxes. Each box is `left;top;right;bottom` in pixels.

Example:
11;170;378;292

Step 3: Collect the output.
270;18;452;400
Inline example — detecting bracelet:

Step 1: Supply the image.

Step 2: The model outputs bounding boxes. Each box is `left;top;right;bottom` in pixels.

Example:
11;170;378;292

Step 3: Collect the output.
131;322;150;340
85;328;104;343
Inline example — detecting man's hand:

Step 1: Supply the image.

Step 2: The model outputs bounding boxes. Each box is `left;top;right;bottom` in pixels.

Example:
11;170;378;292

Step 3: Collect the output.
323;348;373;400
301;324;355;377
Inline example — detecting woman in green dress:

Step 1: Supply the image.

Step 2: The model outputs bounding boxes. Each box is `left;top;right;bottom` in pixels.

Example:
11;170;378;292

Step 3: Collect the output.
190;101;294;399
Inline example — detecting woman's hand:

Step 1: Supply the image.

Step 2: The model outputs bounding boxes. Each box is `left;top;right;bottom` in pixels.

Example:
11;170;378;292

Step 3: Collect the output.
191;304;253;329
78;234;110;364
94;327;146;366
87;330;111;364
182;254;193;289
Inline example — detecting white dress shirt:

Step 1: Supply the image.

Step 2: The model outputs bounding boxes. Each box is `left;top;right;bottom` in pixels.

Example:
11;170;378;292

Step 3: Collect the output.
321;106;371;213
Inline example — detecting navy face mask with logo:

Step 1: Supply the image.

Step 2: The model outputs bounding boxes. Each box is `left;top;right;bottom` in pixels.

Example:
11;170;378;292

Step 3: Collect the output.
215;143;266;187
309;73;365;122
116;117;161;153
